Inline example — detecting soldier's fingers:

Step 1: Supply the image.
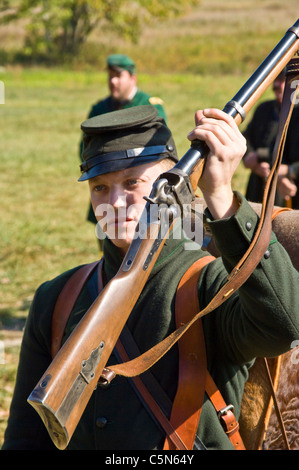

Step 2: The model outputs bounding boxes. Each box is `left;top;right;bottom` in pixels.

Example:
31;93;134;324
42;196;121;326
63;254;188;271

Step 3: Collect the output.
195;108;239;133
193;108;241;142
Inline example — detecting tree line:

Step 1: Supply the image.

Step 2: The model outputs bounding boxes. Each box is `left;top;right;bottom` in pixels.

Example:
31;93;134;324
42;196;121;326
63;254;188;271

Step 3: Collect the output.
0;0;200;61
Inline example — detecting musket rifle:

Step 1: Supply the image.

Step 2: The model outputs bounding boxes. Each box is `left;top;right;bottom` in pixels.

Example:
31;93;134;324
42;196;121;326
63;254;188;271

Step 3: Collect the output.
28;20;299;450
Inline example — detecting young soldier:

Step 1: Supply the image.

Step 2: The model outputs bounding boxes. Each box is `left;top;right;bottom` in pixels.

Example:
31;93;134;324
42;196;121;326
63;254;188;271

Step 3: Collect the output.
3;106;299;450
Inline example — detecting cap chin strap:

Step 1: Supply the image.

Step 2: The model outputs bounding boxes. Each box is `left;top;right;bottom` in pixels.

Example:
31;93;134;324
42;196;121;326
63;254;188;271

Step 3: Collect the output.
80;145;174;173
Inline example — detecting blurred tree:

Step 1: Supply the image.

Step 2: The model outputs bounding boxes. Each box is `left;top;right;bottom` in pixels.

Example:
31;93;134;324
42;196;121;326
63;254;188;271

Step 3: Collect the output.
0;0;200;58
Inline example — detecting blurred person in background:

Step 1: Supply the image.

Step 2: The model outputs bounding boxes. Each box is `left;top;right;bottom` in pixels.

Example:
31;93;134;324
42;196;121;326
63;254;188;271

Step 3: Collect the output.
243;71;299;208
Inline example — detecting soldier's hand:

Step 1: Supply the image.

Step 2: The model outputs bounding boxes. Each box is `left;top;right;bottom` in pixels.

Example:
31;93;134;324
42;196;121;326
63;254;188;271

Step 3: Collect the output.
277;176;297;200
243;152;270;178
188;108;247;219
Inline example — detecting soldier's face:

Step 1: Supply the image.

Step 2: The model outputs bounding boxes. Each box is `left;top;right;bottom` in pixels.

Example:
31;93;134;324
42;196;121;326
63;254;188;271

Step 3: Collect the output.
89;162;164;255
108;69;137;102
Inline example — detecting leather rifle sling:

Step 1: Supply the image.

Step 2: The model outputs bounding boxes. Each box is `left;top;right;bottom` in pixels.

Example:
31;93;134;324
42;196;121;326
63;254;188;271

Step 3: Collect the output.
106;58;299;380
165;207;293;451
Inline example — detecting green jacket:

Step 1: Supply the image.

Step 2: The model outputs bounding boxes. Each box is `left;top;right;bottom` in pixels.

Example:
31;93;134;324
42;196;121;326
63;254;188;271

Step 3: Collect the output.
80;89;167;224
87;90;167;122
3;194;299;450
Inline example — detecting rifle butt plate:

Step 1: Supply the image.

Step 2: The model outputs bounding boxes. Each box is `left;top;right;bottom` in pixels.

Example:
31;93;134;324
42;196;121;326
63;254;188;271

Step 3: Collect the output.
28;390;69;450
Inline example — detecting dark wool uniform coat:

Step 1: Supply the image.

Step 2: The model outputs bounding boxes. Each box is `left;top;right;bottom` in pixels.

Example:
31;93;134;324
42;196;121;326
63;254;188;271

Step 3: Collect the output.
3;194;299;450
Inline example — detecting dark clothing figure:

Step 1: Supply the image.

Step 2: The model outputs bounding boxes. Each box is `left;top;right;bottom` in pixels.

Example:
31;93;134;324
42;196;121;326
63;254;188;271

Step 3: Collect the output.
243;101;299;208
243;100;280;203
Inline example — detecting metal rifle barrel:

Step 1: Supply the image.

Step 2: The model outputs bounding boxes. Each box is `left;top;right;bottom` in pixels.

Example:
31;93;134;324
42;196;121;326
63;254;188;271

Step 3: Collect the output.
175;19;299;177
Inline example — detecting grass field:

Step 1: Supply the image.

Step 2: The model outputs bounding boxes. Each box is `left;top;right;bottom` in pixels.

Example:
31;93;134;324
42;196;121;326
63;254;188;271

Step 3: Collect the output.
0;0;297;448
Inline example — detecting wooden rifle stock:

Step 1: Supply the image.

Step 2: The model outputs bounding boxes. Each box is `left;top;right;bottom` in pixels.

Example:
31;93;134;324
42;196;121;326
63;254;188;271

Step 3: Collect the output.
28;20;299;450
27;210;180;449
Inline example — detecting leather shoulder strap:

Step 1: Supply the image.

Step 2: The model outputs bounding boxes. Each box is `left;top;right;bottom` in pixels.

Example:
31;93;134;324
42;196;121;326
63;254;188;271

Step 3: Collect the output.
51;259;102;359
164;255;245;450
205;373;245;450
164;256;213;450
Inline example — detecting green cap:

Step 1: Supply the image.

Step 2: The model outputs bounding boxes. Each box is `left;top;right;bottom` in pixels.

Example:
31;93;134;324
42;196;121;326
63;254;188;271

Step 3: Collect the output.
107;54;135;74
79;106;178;181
